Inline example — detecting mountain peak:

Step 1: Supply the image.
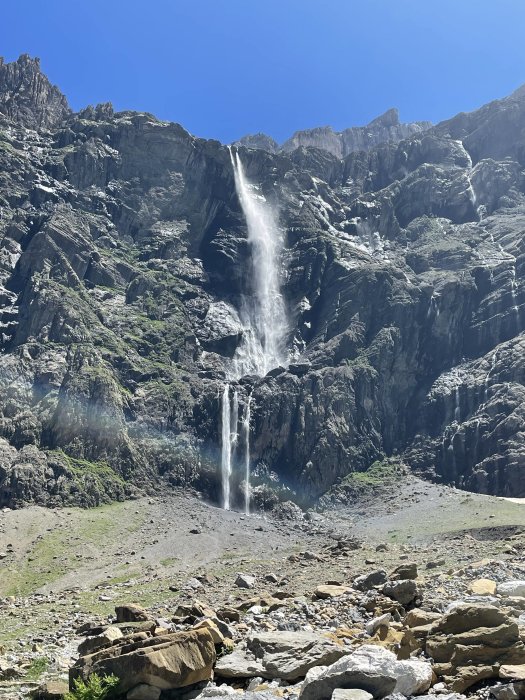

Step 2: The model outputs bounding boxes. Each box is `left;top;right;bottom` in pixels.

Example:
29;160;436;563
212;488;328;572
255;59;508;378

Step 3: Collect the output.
238;109;432;159
234;132;279;153
0;53;70;130
509;82;525;100
368;107;400;128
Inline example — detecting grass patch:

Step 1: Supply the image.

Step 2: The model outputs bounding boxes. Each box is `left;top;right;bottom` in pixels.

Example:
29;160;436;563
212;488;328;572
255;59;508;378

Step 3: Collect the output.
104;572;140;586
2;528;72;596
57;450;126;489
319;459;404;509
77;579;173;617
25;656;49;680
0;502;146;597
344;460;401;488
160;557;179;567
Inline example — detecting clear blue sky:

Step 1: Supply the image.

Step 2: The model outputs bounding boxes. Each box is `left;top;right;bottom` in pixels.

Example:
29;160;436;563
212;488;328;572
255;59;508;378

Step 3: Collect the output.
1;0;525;144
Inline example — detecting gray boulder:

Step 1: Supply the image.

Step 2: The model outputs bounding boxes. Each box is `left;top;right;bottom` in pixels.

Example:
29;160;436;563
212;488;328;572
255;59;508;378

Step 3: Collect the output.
299;645;432;700
216;631;349;681
382;580;419;606
497;581;525;598
354;571;388;591
249;630;350;681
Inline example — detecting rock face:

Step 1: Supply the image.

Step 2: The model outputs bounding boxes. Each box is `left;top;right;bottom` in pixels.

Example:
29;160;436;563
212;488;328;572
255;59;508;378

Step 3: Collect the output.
0;54;525;507
237;109;431;159
235;133;279;153
426;604;525;692
71;628;216;693
281;109;431;158
0;54;70;129
216;630;349;681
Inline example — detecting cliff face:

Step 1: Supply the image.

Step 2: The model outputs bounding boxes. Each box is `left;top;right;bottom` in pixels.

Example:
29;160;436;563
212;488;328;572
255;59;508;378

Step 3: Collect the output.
0;54;524;508
237;108;432;159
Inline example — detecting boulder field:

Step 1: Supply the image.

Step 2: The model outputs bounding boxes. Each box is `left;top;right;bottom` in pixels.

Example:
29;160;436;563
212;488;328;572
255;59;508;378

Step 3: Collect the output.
62;567;525;699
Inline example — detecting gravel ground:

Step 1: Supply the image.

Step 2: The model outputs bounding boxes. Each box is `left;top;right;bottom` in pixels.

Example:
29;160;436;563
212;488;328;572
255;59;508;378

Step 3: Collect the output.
0;478;524;697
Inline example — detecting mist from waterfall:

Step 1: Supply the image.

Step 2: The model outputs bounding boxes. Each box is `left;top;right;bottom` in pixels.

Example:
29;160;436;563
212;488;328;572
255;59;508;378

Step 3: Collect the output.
220;148;288;512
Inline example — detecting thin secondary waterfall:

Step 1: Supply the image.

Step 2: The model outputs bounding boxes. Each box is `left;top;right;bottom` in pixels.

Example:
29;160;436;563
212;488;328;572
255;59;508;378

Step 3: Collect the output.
221;384;232;510
219;148;288;513
243;394;252;515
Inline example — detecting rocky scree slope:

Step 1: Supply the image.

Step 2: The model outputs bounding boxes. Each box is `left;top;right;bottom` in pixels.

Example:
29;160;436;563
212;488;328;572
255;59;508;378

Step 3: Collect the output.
0;54;524;508
8;514;525;700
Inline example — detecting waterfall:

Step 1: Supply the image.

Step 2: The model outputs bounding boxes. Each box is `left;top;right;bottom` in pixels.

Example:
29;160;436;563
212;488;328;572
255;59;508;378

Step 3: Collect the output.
230;148;288;377
454;386;461;422
219;149;288;513
510;263;521;331
221;384;232;510
243;394;252;515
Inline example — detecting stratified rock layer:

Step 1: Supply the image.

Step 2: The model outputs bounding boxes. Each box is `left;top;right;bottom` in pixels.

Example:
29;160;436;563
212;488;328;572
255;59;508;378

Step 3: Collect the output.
71;628;216;692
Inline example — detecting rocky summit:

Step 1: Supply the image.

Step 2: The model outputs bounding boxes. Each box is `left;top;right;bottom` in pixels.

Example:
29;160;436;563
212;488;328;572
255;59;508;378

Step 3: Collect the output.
236;108;432;159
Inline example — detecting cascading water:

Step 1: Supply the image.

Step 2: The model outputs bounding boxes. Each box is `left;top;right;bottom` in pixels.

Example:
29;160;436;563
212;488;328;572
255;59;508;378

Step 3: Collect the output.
510;263;521;331
221;383;232;510
230;149;288;377
219;148;288;513
242;394;252;515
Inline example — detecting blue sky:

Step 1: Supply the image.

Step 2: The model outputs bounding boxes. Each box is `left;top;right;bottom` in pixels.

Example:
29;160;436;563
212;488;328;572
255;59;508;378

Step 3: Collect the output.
1;0;525;143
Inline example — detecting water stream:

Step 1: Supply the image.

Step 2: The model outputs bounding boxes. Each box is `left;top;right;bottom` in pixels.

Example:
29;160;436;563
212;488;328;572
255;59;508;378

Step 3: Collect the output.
220;149;288;511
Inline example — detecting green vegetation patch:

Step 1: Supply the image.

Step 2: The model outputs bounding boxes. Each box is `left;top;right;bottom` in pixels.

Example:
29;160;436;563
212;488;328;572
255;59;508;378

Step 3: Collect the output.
0;502;146;598
25;656;50;680
65;673;120;700
320;459;404;507
343;460;401;488
57;450;126;490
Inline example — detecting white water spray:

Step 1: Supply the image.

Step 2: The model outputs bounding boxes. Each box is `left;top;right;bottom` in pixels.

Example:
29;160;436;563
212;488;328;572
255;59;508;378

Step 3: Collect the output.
510;264;521;330
219;149;288;513
454;386;461;422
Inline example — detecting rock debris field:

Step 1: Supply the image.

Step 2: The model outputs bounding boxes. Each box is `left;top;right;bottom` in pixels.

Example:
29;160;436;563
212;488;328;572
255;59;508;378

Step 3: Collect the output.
0;480;524;699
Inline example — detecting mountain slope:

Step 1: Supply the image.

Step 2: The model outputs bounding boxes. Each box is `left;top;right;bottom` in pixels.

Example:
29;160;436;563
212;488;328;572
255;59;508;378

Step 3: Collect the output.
0;54;524;508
